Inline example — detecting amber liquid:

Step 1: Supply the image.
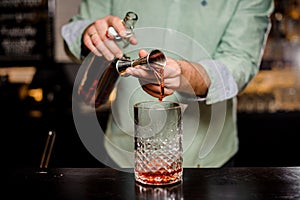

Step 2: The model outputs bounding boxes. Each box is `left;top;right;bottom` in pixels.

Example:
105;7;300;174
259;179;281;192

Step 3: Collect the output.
159;72;164;102
77;56;118;108
135;164;182;185
152;65;165;102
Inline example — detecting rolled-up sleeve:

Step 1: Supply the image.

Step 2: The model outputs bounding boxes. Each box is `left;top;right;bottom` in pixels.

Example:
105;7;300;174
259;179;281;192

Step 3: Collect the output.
200;59;238;104
199;0;274;104
213;0;274;92
61;0;112;61
61;20;93;61
178;0;273;105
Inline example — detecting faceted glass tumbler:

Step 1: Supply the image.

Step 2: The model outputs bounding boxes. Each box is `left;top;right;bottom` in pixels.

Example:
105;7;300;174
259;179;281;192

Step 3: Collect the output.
134;101;183;185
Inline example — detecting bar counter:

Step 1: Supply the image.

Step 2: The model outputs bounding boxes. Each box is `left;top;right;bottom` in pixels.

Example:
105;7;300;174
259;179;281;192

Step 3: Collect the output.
6;167;300;199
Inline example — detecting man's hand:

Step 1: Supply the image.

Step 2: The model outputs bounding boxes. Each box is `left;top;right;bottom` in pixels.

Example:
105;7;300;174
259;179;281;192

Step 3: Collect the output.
82;15;137;61
126;50;181;98
126;49;211;99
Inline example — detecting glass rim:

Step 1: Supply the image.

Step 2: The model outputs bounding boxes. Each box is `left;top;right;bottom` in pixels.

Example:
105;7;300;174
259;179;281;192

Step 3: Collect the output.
134;101;181;110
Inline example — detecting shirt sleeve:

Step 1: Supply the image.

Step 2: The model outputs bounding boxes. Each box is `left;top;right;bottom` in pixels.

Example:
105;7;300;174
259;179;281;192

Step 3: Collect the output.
199;59;238;105
61;20;93;61
197;0;274;105
60;0;112;61
213;0;274;92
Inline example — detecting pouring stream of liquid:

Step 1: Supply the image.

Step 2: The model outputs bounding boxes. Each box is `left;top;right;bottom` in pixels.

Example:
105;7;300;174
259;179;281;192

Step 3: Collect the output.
150;62;165;102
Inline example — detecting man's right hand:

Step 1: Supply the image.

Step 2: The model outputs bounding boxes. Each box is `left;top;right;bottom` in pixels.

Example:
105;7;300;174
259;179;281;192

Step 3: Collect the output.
82;15;137;61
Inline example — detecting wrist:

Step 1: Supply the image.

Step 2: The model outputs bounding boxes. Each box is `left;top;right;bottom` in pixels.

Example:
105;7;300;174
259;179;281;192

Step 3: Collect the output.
175;59;210;97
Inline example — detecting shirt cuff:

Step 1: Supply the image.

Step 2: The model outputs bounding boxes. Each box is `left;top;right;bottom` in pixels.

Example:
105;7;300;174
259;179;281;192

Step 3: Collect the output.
199;59;238;105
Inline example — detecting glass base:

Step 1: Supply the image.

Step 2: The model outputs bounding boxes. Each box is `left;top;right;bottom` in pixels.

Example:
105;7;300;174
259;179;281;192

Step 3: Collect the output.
134;168;183;186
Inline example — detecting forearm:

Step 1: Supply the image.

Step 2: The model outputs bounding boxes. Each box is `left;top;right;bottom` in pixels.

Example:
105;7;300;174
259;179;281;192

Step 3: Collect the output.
176;60;211;98
174;59;239;105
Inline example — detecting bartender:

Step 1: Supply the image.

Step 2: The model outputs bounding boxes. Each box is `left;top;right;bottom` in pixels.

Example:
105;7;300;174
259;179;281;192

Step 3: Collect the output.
61;0;274;168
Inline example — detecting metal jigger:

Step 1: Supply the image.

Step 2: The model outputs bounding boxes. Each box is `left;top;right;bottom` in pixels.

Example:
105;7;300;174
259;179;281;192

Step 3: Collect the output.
115;49;167;76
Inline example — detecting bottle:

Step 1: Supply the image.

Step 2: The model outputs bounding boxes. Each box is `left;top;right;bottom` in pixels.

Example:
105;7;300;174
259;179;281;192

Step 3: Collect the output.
76;11;138;109
94;49;166;108
106;11;138;48
75;12;167;109
77;49;166;109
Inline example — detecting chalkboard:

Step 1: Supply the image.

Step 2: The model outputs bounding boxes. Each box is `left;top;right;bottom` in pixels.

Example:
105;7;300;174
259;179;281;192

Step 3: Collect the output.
0;0;54;65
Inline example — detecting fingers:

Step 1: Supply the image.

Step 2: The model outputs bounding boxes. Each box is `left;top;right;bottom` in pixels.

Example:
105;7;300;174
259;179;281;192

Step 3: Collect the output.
100;38;123;60
82;16;137;61
82;27;102;57
127;56;182;90
126;67;152;78
141;83;174;98
164;58;181;78
135;66;174;99
83;25;122;60
124;50;181;98
129;37;138;45
138;49;148;58
105;16;128;38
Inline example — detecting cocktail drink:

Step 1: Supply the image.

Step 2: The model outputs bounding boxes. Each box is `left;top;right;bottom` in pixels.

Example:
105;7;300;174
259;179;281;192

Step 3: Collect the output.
134;101;183;185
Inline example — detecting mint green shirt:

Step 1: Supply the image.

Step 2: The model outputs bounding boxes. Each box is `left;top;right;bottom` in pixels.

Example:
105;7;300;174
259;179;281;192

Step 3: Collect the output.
62;0;274;167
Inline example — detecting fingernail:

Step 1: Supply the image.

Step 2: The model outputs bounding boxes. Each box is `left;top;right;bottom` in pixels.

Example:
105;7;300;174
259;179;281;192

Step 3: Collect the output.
116;52;123;59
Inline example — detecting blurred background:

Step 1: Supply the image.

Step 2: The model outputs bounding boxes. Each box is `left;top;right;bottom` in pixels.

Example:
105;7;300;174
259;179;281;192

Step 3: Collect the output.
1;0;299;168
